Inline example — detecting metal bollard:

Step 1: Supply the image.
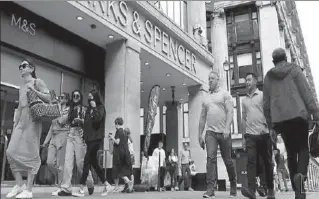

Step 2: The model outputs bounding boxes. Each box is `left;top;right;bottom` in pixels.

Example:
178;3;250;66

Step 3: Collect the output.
1;135;8;183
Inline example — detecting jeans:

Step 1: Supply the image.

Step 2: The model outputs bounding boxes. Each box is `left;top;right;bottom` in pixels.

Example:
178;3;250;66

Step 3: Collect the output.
80;139;106;185
257;154;267;188
169;163;178;187
159;167;166;188
205;131;237;191
46;131;67;187
274;117;309;191
179;164;192;189
60;128;94;193
277;169;289;190
245;134;274;192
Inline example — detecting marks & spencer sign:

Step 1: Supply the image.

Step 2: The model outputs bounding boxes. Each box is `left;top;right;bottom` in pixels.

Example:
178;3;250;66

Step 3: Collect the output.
77;1;197;75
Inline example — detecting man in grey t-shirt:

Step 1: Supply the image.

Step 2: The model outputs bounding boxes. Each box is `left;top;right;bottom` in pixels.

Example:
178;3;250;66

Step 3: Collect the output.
198;71;237;198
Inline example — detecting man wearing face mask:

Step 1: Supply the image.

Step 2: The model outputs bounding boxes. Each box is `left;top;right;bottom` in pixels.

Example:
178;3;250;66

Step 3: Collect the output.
73;90;112;197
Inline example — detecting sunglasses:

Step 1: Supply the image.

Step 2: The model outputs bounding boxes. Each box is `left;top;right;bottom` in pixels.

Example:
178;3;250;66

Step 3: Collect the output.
73;94;80;99
58;95;65;100
18;63;29;70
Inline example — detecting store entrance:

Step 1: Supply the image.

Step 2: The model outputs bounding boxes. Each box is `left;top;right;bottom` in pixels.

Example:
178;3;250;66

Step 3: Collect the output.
0;84;19;181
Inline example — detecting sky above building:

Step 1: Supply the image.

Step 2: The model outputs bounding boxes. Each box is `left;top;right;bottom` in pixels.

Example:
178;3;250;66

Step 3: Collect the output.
296;1;319;99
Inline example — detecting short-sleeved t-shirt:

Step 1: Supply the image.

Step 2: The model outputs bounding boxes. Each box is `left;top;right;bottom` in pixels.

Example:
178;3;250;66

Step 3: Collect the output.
202;88;233;133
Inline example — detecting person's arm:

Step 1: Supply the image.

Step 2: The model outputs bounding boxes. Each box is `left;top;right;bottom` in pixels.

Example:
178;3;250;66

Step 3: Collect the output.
43;124;53;145
13;103;22;128
110;130;120;145
91;106;105;122
33;79;51;103
241;100;247;148
293;67;319;117
224;92;234;134
263;74;272;128
198;102;207;138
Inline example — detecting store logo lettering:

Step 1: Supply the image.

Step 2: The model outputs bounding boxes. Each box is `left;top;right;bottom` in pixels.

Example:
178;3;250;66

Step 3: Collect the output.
79;1;196;75
11;14;36;36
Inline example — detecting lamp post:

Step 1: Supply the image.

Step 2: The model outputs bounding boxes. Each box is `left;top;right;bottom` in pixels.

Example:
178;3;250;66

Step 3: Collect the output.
223;57;230;92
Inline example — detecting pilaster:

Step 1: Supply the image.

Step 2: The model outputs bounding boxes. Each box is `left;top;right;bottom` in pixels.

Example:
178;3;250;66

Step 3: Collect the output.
104;39;141;168
210;7;228;90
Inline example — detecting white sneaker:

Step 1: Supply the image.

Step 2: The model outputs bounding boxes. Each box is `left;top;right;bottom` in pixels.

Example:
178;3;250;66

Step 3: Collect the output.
72;189;85;197
52;188;61;196
101;185;112;196
6;184;26;198
15;190;33;199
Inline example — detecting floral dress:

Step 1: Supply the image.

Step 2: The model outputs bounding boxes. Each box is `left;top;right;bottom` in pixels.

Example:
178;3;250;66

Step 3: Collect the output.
6;78;49;174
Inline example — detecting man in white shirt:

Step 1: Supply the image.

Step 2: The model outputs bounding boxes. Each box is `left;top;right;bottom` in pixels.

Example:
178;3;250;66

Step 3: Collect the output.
152;141;166;191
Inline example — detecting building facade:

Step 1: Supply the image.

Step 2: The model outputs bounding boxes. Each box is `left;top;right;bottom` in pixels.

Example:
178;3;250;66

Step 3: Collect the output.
1;0;318;189
0;1;212;183
206;0;319;187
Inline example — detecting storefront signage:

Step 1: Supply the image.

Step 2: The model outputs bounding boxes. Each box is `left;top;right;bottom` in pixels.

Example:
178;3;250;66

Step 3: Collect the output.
78;1;197;74
11;14;36;36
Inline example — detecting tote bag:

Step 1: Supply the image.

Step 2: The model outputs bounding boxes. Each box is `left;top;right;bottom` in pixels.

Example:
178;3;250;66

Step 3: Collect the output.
27;79;60;121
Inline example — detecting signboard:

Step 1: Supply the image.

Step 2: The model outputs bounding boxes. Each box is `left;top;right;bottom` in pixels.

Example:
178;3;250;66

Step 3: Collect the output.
11;14;36;36
77;1;197;75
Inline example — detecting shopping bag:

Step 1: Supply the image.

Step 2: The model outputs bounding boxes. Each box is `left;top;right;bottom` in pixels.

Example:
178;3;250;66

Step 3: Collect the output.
309;123;319;158
27;80;60;121
164;172;171;187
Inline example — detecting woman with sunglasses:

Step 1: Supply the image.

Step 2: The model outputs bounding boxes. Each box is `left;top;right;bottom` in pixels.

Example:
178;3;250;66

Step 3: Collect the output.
58;90;94;197
6;59;51;198
42;93;71;196
73;89;112;197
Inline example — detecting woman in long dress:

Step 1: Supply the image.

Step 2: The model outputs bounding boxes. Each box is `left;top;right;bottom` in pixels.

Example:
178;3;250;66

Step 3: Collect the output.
6;59;51;199
109;117;133;192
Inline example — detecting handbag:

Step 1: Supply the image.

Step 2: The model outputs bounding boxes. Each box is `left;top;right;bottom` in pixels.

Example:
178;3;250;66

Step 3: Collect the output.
27;79;60;121
309;123;319;158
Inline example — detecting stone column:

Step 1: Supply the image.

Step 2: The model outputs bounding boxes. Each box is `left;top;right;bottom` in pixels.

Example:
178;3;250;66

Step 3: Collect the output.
256;1;281;75
165;101;183;154
104;39;141;168
210;8;228;90
187;1;207;44
188;85;208;173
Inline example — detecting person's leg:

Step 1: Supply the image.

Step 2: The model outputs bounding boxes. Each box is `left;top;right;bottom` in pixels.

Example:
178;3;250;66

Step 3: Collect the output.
259;134;274;190
219;133;237;196
281;131;298;191
74;135;94;191
160;167;166;189
204;132;219;193
78;142;93;191
60;137;75;195
55;133;67;188
185;165;193;190
46;143;57;180
242;135;258;198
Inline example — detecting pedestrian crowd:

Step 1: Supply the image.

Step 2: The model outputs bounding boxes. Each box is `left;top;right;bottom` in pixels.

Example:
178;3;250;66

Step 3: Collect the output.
4;47;319;199
198;48;319;199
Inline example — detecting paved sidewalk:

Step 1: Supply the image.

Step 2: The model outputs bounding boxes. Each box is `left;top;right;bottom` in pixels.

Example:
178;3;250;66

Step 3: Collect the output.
1;189;319;199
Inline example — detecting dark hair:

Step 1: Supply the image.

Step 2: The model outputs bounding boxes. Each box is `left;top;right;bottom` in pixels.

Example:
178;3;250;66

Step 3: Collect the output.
62;92;71;106
68;90;83;122
89;89;103;106
272;48;287;65
115;117;124;126
23;58;37;78
245;72;258;81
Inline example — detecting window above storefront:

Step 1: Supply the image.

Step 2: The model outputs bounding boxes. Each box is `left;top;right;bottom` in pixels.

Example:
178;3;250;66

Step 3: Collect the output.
150;1;188;31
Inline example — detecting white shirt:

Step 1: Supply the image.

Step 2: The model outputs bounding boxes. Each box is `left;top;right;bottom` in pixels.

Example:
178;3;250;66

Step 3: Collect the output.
152;148;166;167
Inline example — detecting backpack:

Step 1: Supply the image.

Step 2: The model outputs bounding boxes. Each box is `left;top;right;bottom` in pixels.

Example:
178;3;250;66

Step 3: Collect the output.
309;123;319;158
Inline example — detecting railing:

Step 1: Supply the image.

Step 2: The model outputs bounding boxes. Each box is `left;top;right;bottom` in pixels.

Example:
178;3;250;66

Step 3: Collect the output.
97;149;109;179
306;157;319;192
